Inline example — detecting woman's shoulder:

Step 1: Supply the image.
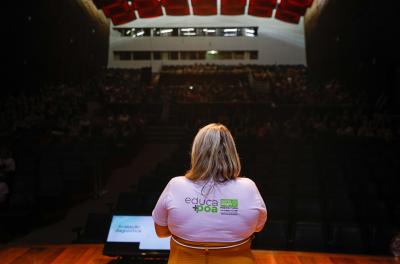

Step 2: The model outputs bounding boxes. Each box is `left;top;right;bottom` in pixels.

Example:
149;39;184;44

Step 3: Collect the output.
236;176;256;184
168;176;190;186
166;176;203;191
234;177;258;188
167;176;258;188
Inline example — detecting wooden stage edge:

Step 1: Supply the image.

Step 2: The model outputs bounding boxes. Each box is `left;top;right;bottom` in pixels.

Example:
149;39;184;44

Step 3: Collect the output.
0;244;399;264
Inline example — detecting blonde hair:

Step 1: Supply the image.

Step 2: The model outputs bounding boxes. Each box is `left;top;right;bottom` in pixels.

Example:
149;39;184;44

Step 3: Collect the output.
185;123;241;182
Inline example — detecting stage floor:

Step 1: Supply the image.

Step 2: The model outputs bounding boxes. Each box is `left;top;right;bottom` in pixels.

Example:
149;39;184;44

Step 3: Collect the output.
0;244;398;264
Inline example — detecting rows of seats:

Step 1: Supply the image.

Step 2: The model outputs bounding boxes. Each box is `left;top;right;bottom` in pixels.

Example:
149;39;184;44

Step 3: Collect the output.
13;142;107;204
0;138;144;243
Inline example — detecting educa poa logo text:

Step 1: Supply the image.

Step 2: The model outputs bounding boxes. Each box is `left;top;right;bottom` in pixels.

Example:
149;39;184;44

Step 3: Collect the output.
185;197;219;213
185;197;239;214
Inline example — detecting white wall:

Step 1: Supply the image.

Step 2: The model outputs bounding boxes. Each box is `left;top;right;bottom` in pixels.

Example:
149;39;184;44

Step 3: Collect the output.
108;15;306;71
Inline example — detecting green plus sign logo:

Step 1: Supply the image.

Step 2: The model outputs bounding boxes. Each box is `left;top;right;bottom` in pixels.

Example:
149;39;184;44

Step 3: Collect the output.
220;199;239;215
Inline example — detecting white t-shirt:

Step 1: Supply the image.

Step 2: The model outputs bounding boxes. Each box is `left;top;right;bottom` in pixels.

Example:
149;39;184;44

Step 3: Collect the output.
152;176;267;242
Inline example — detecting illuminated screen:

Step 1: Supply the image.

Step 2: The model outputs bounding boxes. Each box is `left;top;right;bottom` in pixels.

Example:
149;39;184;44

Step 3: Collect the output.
106;215;170;250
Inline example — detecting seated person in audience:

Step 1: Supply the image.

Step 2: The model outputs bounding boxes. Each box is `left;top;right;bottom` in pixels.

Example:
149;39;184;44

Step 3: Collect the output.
0;181;9;208
0;148;15;193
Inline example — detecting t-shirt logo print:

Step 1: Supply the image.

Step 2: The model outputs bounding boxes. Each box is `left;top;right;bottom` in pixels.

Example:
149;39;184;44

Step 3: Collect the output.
185;197;219;213
220;199;239;215
185;197;239;215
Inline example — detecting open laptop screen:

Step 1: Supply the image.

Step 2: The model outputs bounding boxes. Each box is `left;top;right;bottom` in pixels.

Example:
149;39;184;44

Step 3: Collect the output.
106;215;170;250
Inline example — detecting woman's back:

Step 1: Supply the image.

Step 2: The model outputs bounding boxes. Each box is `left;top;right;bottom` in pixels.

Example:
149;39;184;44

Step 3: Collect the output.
153;176;266;243
152;123;267;264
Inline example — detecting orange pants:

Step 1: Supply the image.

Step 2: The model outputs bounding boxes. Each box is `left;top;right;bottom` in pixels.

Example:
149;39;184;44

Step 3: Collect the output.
168;236;255;264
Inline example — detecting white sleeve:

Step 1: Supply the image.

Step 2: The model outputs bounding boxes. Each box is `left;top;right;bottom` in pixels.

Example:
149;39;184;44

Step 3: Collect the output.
252;181;267;232
152;179;173;226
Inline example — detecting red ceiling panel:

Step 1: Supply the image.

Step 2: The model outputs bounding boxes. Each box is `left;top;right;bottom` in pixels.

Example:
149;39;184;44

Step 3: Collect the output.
275;5;301;24
191;0;217;15
279;0;307;15
221;0;246;15
92;0;120;9
164;6;190;15
161;0;190;16
221;6;245;15
135;0;163;18
94;0;312;25
248;0;276;17
248;0;277;9
102;1;130;17
248;6;273;17
289;0;314;7
111;9;136;25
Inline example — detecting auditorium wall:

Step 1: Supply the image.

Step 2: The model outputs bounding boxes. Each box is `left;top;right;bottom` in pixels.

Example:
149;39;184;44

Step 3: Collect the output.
304;0;400;106
107;16;307;71
41;0;110;84
4;0;110;93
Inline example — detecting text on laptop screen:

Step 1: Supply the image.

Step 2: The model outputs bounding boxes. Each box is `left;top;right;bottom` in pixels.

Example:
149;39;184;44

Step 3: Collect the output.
106;215;170;250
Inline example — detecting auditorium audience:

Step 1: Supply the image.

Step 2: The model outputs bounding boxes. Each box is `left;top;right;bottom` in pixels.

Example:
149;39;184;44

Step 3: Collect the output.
0;147;15;187
0;64;398;145
0;65;397;146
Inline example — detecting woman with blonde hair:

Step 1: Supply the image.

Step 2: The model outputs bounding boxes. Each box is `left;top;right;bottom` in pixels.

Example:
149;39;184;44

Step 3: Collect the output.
152;123;267;264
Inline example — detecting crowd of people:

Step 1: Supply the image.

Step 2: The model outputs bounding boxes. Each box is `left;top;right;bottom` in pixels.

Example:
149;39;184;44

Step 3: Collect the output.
0;63;397;170
180;108;399;142
161;64;248;75
0;72;151;147
96;68;157;104
250;65;359;105
158;64;362;105
0;84;87;138
1;65;398;146
0;64;398;140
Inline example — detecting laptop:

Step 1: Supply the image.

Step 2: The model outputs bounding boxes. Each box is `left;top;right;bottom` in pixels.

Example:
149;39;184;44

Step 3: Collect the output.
103;215;170;257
